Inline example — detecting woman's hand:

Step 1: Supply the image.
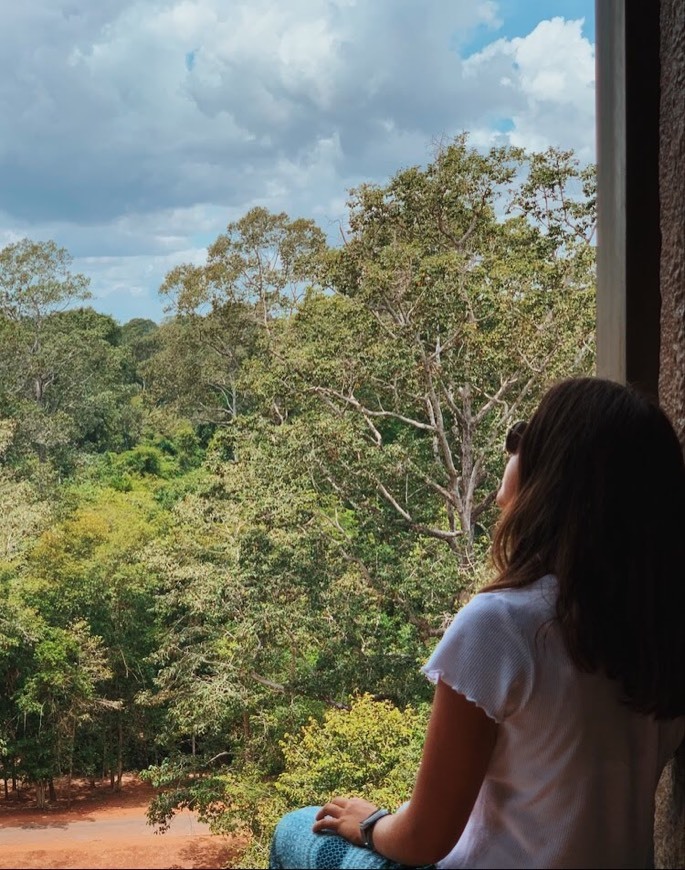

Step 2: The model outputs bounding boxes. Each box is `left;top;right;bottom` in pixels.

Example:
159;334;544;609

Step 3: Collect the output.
312;797;383;846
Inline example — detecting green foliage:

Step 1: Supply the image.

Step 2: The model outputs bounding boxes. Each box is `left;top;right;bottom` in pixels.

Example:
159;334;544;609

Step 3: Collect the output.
14;620;114;784
232;139;595;579
144;695;428;868
0;140;595;828
120;318;160;369
0;420;50;560
231;695;428;868
0;250;141;468
18;621;111;718
150;207;326;425
0;238;91;319
0;470;177;790
114;444;164;476
276;694;428;807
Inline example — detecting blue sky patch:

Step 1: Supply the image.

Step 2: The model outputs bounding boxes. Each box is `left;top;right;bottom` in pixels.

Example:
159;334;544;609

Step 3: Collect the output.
460;0;594;56
493;117;515;133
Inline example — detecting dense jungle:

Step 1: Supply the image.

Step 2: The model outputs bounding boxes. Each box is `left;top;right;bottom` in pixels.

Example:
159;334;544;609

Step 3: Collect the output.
0;138;595;866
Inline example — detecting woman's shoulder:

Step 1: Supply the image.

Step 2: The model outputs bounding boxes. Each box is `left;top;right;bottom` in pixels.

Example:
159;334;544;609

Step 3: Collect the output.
431;575;559;675
423;576;558;721
464;573;558;627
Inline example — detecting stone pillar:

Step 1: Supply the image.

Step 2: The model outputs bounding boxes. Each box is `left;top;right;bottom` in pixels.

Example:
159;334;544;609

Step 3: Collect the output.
655;1;685;867
659;0;685;443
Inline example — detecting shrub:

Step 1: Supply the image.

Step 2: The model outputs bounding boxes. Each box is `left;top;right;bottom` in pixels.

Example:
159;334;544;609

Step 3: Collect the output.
231;694;428;868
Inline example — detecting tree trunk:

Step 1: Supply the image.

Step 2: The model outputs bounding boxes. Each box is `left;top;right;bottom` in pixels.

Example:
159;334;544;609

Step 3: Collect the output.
34;377;43;405
242;711;251;760
67;722;75;809
116;719;123;791
35;780;46;809
48;777;56;803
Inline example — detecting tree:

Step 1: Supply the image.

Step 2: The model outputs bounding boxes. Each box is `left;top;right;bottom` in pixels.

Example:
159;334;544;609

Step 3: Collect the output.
152;207;326;424
18;479;170;787
15;621;114;807
120;318;160;365
0;420;49;559
263;138;595;570
0;239;91;323
142;139;595;794
146;694;429;868
0;242;140;467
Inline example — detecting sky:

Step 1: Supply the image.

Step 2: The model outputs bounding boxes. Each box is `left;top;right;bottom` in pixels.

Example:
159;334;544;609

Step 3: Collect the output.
0;1;595;324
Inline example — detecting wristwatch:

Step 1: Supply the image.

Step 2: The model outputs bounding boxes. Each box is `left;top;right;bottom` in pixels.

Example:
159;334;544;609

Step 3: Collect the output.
359;808;391;850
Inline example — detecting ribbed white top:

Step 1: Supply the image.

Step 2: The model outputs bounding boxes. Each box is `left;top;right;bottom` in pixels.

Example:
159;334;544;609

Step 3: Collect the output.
422;574;685;869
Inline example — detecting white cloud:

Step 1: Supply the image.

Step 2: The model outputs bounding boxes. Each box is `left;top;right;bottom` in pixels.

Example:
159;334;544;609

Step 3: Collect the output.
463;17;595;158
0;2;595;321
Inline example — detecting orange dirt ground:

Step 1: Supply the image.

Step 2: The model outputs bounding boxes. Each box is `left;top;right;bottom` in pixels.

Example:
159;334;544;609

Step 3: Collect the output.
0;775;242;869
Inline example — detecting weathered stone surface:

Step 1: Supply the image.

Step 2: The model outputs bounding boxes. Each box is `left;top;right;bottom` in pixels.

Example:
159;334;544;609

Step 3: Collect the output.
656;1;685;867
655;745;685;869
659;0;685;443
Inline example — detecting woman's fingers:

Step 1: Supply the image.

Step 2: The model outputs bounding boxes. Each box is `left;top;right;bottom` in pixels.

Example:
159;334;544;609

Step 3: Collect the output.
313;798;350;833
312;802;346;833
314;798;348;821
312;814;339;833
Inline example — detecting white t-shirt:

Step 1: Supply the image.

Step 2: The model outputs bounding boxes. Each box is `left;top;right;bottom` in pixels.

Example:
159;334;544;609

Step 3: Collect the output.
422;574;685;869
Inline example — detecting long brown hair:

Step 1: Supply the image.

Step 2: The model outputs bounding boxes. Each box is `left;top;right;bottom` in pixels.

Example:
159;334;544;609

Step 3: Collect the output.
487;377;685;718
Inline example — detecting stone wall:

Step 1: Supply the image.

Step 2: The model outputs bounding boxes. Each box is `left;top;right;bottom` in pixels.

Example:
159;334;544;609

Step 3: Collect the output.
659;0;685;440
655;1;685;866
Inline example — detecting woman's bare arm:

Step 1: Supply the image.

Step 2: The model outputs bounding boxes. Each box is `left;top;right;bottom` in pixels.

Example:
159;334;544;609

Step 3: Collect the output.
313;678;497;866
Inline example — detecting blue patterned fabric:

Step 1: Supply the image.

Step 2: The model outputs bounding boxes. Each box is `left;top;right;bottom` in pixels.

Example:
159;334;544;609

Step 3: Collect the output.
269;806;433;870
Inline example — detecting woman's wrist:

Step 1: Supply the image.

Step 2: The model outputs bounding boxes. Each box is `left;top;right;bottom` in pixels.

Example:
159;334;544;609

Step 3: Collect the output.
365;810;395;856
360;808;391;849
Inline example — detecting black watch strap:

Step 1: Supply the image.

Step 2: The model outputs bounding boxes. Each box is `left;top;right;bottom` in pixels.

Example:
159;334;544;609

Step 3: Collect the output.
359;808;390;850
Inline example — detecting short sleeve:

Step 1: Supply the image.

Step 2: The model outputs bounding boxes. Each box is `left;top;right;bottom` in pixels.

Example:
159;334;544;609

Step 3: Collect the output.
421;592;534;723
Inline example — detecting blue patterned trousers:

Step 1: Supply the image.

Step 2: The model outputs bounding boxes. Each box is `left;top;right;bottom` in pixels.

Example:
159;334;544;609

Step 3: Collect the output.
269;806;435;870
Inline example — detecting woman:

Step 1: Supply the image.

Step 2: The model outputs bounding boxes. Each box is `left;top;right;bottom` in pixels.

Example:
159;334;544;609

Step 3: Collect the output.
270;378;685;869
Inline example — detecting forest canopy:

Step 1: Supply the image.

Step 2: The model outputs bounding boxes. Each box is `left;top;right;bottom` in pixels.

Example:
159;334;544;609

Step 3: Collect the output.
0;138;595;865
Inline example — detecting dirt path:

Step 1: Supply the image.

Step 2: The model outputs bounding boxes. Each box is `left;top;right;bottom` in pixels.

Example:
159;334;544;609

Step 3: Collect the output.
0;776;241;869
